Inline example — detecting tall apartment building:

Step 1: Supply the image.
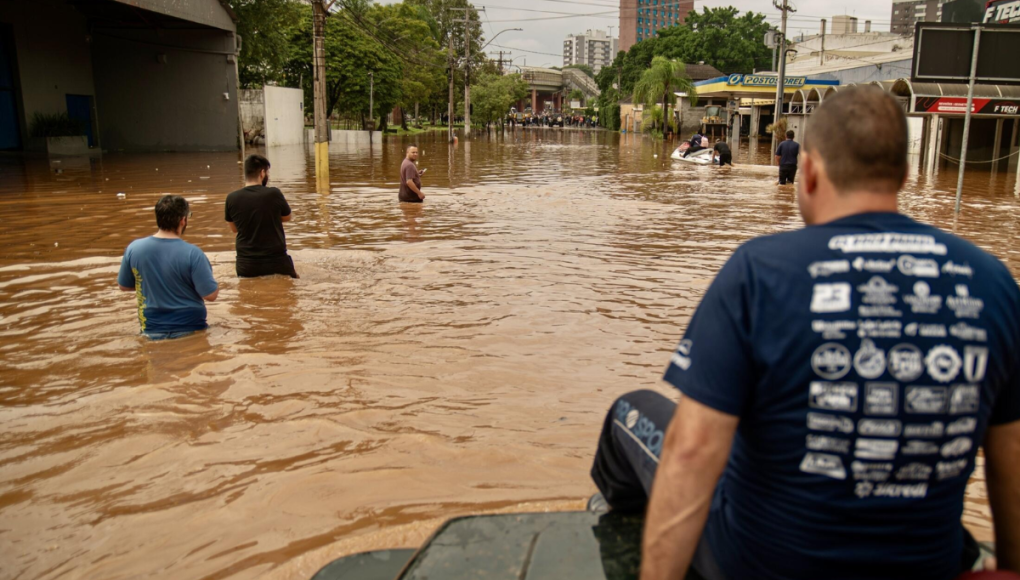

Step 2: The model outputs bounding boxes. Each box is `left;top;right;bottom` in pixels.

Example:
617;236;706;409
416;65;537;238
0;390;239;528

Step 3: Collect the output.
618;0;693;54
562;29;619;73
890;0;949;34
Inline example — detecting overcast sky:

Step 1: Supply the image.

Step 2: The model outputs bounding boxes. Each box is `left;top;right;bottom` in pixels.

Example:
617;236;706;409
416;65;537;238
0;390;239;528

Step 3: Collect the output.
400;0;899;67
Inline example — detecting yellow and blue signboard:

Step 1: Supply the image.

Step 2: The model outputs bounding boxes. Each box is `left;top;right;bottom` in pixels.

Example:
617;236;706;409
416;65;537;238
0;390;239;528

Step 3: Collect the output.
727;74;808;87
692;75;839;98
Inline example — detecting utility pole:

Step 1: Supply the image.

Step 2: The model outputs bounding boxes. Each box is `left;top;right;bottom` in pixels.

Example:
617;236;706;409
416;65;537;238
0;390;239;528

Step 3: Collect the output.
819;19;826;66
450;6;476;137
368;71;374;138
772;0;794;166
312;0;331;191
448;31;455;143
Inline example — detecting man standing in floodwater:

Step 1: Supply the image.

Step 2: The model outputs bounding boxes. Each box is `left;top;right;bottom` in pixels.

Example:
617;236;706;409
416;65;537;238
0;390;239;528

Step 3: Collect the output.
588;86;1020;580
776;129;800;185
399;145;425;203
118;195;219;340
225;154;298;278
712;137;733;167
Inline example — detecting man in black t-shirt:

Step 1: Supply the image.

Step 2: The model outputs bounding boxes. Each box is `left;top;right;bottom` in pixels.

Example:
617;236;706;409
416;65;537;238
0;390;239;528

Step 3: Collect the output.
224;154;298;278
775;129;801;185
712;137;733;166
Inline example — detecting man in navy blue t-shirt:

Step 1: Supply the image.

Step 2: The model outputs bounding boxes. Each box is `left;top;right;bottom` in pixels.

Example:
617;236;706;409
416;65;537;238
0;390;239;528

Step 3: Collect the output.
775;129;800;185
118;195;219;340
589;86;1020;580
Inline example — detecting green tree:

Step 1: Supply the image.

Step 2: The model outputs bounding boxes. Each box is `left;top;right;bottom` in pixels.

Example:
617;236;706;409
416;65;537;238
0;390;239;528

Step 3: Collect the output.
230;0;304;88
568;89;584;106
470;73;529;128
656;7;773;74
632;56;697;133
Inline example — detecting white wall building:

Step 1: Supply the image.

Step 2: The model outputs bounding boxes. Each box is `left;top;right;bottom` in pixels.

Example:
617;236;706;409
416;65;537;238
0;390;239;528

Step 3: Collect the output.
562;29;618;74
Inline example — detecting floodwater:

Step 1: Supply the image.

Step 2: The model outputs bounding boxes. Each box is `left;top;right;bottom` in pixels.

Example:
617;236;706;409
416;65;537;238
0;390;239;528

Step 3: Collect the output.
1;130;1018;580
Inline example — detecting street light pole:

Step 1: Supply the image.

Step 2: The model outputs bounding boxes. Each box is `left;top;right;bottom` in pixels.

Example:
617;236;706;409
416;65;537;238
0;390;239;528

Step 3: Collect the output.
772;0;794;166
312;0;330;191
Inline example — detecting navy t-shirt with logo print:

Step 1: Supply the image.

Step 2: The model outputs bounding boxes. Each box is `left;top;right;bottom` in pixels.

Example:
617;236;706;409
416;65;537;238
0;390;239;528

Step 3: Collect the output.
663;212;1020;580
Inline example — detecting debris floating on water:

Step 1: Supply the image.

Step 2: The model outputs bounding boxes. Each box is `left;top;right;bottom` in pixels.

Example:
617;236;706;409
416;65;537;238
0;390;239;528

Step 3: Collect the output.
199;177;210;180
54;242;58;247
117;193;126;199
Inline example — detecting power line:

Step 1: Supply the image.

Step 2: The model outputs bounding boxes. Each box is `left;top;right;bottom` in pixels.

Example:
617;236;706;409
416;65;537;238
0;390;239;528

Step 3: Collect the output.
485;10;616;22
488;42;564;57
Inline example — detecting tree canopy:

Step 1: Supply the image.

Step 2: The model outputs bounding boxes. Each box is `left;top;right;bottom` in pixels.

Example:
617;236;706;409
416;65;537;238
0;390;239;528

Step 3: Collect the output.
470;73;529;127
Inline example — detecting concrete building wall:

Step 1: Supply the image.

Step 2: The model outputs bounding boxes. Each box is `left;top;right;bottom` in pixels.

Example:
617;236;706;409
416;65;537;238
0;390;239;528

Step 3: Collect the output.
0;0;96;145
240;89;265;144
92;28;239;151
114;0;235;32
264;86;304;146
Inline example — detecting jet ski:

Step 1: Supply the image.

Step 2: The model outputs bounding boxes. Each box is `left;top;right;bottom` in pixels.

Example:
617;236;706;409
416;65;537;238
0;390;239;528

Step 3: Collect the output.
671;146;714;165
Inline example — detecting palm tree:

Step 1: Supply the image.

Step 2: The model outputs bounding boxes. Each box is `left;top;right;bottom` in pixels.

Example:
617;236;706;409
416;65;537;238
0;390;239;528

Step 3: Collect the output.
632;56;698;133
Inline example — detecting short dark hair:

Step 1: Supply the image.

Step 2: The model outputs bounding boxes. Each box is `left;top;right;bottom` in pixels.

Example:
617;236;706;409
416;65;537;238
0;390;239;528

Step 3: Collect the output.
155;195;189;231
244;154;271;181
804;86;907;194
718;136;726;143
406;144;418;152
786;130;795;140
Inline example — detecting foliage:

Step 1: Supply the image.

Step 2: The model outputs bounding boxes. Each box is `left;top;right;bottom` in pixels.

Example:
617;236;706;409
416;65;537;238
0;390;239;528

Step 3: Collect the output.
595;7;775;98
766;116;788;140
640;105;663;133
470;73;529;127
563;64;594;78
229;0;304;88
568;89;584;104
632;57;696;132
29;112;84;138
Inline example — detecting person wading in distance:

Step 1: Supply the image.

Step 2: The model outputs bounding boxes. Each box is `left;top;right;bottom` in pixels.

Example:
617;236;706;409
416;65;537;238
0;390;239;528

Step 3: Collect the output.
118;195;219;340
587;85;1020;580
225;154;298;278
399;145;425;203
776;129;800;185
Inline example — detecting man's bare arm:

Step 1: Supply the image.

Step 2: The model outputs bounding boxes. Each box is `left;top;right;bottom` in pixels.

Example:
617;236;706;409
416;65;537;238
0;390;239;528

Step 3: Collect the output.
985;419;1020;573
227;221;238;233
203;289;219;302
118;284;133;292
640;395;739;580
406;179;425;200
281;214;292;222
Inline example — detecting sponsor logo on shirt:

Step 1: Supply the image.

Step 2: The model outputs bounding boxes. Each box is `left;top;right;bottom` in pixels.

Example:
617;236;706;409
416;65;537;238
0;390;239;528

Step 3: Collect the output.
904;322;947;338
888;344;925;382
941;261;974;277
828;233;948;255
864;383;898;416
925;345;962;383
855;438;899;460
940;436;973;458
809;382;858;412
670;339;693;370
949;385;980;415
853;339;886;379
897;255;940;278
858;418;902;437
811;283;852;313
904;281;943;314
807;412;855;434
852;257;896;273
808;259;850;278
950;322;987;342
963;346;988;383
946;417;977;435
857;320;902;339
946;285;984;319
896;463;933;481
852;460;893;482
800;452;847;480
806;434;851;454
902;440;941;455
858;277;899;305
905;386;949;414
903;422;945;438
812;320;857;340
855;482;928;499
936;459;968;480
811;343;852;380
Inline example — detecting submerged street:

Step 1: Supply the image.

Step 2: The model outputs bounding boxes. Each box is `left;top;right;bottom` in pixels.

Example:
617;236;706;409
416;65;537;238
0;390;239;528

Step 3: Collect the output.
1;130;1019;579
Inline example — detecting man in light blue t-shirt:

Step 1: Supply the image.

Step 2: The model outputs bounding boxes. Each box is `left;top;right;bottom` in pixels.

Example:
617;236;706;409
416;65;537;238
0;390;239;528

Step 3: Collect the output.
589;87;1020;580
118;195;219;340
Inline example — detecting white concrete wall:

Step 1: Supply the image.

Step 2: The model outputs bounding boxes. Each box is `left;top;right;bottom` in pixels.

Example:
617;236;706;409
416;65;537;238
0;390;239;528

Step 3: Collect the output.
239;89;265;144
263;86;304;146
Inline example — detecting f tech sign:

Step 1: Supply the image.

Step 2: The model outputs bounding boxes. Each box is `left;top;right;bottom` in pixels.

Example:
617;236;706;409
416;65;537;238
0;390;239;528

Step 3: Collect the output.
915;97;1020;116
984;0;1020;24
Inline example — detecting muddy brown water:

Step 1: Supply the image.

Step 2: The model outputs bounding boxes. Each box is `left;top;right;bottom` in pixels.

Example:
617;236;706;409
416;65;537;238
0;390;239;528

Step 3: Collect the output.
1;130;1018;580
